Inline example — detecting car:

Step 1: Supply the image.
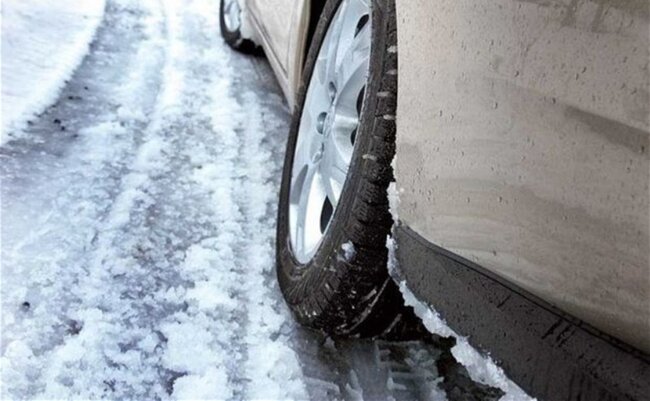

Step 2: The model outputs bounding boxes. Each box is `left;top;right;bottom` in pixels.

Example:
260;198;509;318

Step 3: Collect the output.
219;0;650;399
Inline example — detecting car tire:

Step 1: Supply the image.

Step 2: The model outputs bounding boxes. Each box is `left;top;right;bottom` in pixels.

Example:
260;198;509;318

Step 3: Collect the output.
219;0;257;53
276;0;401;337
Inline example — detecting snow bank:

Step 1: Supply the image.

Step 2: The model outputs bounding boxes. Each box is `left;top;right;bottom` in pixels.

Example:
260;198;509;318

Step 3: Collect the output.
1;0;106;144
386;182;535;401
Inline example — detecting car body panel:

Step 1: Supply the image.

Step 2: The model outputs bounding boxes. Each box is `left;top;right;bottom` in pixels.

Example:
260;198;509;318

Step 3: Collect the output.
393;0;649;353
285;1;311;107
241;0;308;108
394;224;650;401
249;0;295;69
244;0;293;102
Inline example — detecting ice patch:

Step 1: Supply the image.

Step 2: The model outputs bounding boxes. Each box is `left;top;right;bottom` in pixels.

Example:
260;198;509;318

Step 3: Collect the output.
116;105;147;123
79;121;129;164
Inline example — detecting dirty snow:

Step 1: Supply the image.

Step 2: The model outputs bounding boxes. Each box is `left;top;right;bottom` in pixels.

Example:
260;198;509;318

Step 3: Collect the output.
1;0;106;144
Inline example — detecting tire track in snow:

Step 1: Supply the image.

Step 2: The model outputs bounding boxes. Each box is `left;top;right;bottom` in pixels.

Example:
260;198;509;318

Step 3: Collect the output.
159;0;251;396
1;0;307;398
31;0;248;397
1;0;167;398
235;89;309;400
155;1;308;398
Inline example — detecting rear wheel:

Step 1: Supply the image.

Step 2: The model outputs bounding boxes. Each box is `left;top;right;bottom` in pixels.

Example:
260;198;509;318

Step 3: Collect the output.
219;0;256;52
276;0;400;337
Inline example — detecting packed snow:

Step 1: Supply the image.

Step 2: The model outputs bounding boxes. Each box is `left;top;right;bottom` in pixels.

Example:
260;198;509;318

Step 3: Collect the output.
1;0;106;144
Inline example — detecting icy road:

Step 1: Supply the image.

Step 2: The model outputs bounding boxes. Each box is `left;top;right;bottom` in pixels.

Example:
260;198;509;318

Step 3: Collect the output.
1;0;521;399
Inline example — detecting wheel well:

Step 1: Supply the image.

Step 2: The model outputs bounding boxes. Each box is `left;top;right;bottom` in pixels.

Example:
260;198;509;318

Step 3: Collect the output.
304;0;327;67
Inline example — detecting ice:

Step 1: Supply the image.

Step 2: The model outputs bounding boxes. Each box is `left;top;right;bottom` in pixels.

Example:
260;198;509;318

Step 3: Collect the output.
345;370;364;401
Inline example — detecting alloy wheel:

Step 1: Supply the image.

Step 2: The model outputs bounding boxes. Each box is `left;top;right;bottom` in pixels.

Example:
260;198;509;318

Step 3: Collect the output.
289;0;372;263
222;0;242;32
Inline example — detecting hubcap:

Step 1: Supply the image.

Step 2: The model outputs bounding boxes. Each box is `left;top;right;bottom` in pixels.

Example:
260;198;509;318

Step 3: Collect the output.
289;0;372;263
223;0;241;32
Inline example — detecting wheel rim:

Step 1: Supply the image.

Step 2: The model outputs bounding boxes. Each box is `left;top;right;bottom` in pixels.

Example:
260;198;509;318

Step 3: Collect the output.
289;0;372;264
223;0;242;32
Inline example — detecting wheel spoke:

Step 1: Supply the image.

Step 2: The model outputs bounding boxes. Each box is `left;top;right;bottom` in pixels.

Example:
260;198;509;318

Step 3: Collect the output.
294;108;321;178
343;0;371;27
292;165;327;259
307;24;338;120
333;0;370;78
291;164;312;255
319;5;346;90
333;113;359;134
321;139;351;207
334;24;370;107
331;112;358;162
288;0;371;263
223;0;241;32
292;138;310;181
303;77;330;120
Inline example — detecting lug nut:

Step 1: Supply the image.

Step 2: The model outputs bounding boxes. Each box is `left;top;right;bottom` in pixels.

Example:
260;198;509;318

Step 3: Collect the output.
316;112;327;134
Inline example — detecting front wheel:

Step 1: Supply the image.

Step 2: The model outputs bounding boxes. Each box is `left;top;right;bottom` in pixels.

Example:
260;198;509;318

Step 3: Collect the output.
276;0;401;337
219;0;257;52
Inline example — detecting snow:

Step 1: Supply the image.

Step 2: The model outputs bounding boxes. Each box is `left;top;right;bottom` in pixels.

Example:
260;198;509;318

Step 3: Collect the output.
345;369;364;401
386;376;408;391
386;184;535;401
1;0;307;398
401;276;532;399
1;0;106;144
342;241;356;261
